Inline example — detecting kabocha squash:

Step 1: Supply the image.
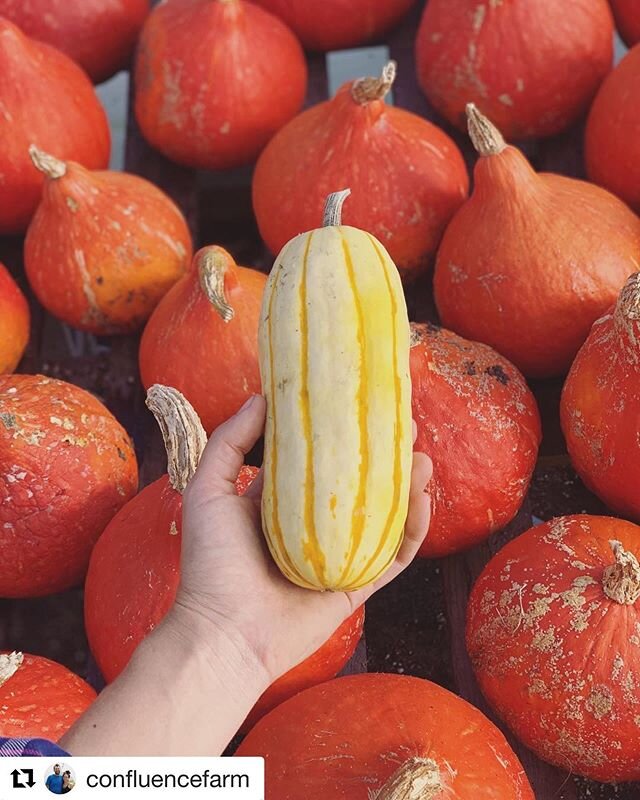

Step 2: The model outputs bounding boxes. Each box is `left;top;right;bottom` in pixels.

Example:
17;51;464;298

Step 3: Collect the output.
259;191;412;591
467;515;640;783
252;0;415;52
411;323;541;558
139;247;266;434
236;673;534;799
561;275;640;521
0;17;110;234
610;0;640;46
585;43;640;213
0;374;138;598
0;263;29;374
0;652;96;740
0;0;150;83
134;0;307;170
415;0;613;139
84;386;364;731
25;148;192;335
434;106;640;379
253;62;469;282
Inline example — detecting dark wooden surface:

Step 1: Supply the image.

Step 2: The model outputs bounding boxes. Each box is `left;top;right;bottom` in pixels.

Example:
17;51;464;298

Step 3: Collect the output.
1;3;637;798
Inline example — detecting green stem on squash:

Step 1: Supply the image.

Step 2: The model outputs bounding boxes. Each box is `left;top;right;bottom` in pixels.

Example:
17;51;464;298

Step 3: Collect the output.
0;652;23;689
197;247;235;323
323;189;351;227
351;60;397;105
376;757;442;800
602;540;640;605
29;145;67;179
466;104;507;157
145;385;208;494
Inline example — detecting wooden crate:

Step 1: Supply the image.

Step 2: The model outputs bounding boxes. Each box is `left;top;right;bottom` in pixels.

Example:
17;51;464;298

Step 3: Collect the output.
0;3;636;798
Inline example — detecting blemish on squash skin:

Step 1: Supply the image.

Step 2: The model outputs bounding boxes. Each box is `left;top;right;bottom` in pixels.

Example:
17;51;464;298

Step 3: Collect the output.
0;413;16;430
169;521;178;536
329;494;337;518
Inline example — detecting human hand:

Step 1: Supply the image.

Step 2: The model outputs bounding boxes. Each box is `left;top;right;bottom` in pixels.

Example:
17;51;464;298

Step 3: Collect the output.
173;394;432;685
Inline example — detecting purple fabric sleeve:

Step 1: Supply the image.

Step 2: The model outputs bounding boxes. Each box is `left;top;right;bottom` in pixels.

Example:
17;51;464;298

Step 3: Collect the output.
0;737;69;757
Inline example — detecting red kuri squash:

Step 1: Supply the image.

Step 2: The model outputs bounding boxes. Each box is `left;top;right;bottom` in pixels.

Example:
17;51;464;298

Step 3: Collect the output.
561;274;640;520
252;0;415;51
434;105;640;378
585;43;640;214
411;323;541;558
467;515;640;783
0;263;29;374
0;652;96;740
0;17;110;234
0;0;150;83
24;148;192;335
416;0;614;139
237;673;534;798
0;374;138;598
610;0;640;46
139;247;266;434
253;62;469;281
84;386;364;732
134;0;307;170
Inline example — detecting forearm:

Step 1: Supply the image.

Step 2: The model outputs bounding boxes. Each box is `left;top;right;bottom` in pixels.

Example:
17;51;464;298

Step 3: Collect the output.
60;608;270;756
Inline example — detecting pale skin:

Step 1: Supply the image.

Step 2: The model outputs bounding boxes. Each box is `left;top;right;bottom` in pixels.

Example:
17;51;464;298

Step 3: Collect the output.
61;395;432;756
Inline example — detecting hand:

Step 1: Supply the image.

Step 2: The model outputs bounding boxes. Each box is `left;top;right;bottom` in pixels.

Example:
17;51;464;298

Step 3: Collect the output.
174;394;433;684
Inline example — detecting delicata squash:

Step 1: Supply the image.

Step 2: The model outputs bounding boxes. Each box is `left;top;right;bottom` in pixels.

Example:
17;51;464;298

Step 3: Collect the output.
259;190;412;591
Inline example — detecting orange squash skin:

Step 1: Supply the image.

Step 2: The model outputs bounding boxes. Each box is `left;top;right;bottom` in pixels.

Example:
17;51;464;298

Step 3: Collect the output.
84;465;364;732
411;323;541;558
134;0;307;170
253;80;469;281
0;18;110;234
434;143;640;378
610;0;640;46
139;247;266;435
0;263;29;374
0;0;150;83
0;653;96;741
24;159;192;335
0;374;138;598
237;673;534;799
585;44;640;214
561;277;640;520
467;515;640;783
251;0;415;51
415;0;613;139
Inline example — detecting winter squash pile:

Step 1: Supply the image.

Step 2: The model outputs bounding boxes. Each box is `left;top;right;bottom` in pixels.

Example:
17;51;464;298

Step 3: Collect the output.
0;263;29;374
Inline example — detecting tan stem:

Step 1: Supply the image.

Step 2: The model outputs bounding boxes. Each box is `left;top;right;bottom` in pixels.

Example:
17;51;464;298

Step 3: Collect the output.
29;145;67;179
377;758;442;800
145;385;208;494
615;273;640;323
0;652;23;689
410;322;425;348
602;540;640;605
466;103;507;157
198;248;235;322
323;189;351;227
351;60;397;104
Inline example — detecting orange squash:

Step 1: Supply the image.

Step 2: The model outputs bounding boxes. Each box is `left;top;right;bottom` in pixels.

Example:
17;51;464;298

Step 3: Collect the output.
0;263;29;374
610;0;640;46
0;17;110;234
434;105;640;378
25;148;192;335
134;0;307;170
139;247;266;435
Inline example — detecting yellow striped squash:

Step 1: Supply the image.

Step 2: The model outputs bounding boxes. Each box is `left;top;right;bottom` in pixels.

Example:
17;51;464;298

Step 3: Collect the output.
258;190;413;591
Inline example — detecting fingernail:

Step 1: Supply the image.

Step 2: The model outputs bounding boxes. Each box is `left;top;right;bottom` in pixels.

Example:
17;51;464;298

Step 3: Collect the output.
239;395;257;413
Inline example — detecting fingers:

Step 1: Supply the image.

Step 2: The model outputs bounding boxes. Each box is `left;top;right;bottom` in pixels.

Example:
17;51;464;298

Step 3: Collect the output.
190;395;266;497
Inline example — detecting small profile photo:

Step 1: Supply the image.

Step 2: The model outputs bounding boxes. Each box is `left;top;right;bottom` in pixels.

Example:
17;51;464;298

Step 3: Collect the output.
44;763;76;795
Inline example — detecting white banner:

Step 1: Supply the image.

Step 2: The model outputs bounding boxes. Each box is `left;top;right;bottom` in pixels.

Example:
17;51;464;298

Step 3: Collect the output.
0;757;264;799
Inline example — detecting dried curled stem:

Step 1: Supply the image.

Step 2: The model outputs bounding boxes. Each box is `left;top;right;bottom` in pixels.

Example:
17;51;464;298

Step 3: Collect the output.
323;189;351;227
29;145;67;179
602;540;640;605
466;104;507;157
0;651;23;689
197;247;235;323
146;385;208;493
615;273;640;323
351;60;397;104
376;757;442;800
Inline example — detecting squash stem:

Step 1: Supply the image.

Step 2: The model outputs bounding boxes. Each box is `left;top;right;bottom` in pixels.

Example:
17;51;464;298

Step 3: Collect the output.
197;247;235;322
351;60;397;104
466;104;507;157
602;540;640;605
376;757;442;799
29;145;67;179
322;189;351;227
0;652;23;689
